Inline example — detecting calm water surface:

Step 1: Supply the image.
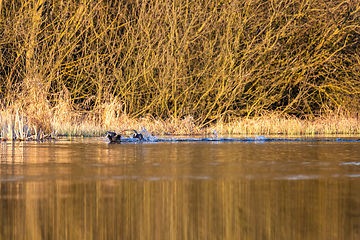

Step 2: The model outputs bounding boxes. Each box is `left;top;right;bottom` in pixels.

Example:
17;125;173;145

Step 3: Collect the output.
1;137;360;239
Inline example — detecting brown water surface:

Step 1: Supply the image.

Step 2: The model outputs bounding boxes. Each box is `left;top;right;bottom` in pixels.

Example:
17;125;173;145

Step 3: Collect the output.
1;137;360;239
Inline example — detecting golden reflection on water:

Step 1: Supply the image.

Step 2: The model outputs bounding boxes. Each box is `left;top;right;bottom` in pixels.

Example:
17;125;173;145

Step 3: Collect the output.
1;139;360;239
2;179;360;239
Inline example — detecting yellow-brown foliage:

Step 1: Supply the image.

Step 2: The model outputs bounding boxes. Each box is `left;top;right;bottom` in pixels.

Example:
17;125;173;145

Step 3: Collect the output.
0;0;360;135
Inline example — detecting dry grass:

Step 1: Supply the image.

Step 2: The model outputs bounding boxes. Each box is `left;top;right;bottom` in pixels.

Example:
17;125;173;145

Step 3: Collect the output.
50;111;360;137
212;114;360;135
0;0;360;137
51;113;201;137
2;103;360;139
0;106;43;141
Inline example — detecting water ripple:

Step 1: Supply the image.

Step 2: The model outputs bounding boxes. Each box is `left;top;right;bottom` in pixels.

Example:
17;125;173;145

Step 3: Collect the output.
109;136;360;143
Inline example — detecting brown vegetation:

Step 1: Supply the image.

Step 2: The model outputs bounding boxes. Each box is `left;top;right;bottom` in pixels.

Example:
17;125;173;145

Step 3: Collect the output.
1;0;360;137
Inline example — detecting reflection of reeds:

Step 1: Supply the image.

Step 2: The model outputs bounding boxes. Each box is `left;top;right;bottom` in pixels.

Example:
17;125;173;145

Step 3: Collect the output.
2;172;359;239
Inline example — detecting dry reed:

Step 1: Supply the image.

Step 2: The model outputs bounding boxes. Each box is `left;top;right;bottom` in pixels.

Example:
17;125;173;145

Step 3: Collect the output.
212;114;360;135
0;0;360;137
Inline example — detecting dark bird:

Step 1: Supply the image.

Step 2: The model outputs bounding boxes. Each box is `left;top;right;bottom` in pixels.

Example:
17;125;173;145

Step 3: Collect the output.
132;130;144;141
107;131;121;142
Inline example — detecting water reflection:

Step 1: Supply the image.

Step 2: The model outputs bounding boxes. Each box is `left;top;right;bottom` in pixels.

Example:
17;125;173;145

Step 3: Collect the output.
1;139;360;239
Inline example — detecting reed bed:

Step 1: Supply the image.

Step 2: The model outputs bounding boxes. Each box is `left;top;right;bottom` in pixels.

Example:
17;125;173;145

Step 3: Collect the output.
0;0;360;137
212;114;360;135
0;107;54;141
46;111;360;136
2;104;360;139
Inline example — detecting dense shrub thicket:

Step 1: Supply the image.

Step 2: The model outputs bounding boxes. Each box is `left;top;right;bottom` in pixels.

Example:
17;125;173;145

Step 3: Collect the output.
0;0;359;126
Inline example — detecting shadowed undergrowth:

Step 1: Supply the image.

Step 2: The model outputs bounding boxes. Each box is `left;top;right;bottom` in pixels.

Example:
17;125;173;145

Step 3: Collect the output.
0;0;360;138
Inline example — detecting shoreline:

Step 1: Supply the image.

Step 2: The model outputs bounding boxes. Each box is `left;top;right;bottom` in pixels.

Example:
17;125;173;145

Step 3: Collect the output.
52;114;360;136
1;108;360;140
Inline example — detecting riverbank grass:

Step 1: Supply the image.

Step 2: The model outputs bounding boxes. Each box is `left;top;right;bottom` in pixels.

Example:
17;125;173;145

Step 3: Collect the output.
47;113;360;137
2;106;359;140
212;115;360;135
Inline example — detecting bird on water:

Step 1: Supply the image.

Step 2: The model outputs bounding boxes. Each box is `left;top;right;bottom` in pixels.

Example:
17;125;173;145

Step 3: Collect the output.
107;131;121;142
107;130;144;142
132;129;144;141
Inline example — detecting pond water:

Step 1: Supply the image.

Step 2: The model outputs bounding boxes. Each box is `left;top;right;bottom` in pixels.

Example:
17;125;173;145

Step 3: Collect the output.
1;136;360;239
